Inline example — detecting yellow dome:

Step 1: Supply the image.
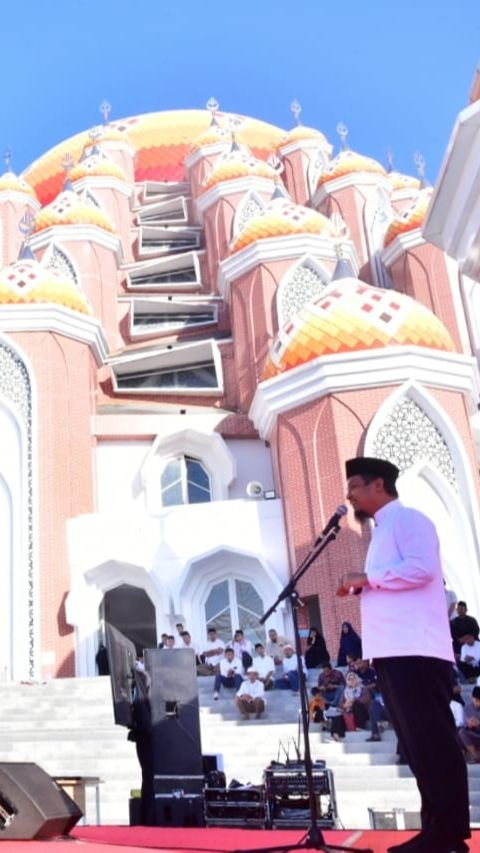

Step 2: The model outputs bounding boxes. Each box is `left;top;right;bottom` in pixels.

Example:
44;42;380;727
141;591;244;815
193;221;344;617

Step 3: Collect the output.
190;124;231;152
33;190;116;234
0;259;90;314
388;171;421;192
280;126;329;147
317;149;386;188
263;277;455;379
201;150;277;193
70;155;126;183
384;187;432;246
231;198;333;253
0;172;37;198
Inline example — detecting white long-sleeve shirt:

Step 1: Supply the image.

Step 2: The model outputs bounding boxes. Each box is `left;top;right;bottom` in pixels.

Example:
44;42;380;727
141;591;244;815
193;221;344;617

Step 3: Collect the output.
361;500;453;662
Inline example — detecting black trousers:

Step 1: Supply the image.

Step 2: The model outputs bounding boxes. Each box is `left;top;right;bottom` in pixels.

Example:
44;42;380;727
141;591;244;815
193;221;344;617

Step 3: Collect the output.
374;656;470;842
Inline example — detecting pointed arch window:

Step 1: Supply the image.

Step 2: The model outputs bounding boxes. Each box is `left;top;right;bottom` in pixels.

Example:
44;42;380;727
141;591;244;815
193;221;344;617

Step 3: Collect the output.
161;455;212;506
277;258;329;326
43;246;79;286
233;192;265;237
372;397;457;488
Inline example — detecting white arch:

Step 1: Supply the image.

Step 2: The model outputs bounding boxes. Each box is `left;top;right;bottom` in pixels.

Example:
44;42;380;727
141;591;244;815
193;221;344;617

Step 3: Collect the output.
307;148;330;198
66;558;167;677
277;254;331;326
232;191;265;238
140;428;236;513
178;545;286;645
365;381;480;614
41;242;80;286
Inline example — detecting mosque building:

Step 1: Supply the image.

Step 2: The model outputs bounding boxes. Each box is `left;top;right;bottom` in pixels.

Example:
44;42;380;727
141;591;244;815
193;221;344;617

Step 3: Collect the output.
2;92;480;680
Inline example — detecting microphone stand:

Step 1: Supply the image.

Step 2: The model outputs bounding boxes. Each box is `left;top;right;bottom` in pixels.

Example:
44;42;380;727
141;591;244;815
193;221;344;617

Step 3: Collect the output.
235;524;372;853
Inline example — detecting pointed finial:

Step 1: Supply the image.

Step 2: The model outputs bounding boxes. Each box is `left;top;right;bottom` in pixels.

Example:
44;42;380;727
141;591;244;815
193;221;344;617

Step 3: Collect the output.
336;122;349;151
88;126;102;156
290;99;302;126
206;96;220;127
385;149;394;173
19;208;36;238
413;151;430;188
4;147;12;172
267;154;284;175
62;152;74;190
99;100;112;125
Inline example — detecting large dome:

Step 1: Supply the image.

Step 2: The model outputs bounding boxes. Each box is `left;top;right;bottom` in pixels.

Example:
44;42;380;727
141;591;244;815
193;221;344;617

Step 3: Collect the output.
263;277;455;379
23;110;286;205
0;259;90;314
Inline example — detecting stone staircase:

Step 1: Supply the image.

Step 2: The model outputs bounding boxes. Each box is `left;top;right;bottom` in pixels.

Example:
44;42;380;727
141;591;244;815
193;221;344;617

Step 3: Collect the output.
0;675;477;829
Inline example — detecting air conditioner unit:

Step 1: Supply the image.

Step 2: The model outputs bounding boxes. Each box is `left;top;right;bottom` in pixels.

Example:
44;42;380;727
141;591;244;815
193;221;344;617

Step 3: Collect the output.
246;480;264;498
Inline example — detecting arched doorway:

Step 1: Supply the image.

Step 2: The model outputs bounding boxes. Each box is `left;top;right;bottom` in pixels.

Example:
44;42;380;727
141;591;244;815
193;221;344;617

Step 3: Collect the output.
101;584;157;654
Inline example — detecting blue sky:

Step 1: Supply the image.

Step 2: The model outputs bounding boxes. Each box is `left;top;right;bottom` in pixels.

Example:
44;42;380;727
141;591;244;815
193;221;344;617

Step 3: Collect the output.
3;1;479;181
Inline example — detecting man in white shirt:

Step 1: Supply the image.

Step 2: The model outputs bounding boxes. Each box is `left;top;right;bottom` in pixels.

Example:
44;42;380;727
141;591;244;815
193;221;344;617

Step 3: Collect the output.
213;647;243;699
274;644;305;693
337;456;469;853
200;627;225;674
252;643;275;690
459;635;480;681
266;628;292;667
235;668;265;719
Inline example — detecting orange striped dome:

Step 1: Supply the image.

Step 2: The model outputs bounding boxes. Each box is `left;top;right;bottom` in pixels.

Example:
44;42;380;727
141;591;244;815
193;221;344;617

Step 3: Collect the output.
263;277;455;379
231;198;332;253
201;150;277;193
33;190;116;234
0;172;37;198
0;259;90;314
384;187;432;246
388;171;421;192
23;110;286;206
316;149;386;188
70;155;126;183
280;125;329;147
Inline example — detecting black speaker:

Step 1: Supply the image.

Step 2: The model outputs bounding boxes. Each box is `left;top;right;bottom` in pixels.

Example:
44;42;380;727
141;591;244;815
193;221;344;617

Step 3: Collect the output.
145;648;203;795
154;794;205;827
0;763;82;839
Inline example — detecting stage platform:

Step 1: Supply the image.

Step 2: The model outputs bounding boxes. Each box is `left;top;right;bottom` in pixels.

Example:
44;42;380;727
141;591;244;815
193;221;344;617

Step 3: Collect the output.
0;826;477;853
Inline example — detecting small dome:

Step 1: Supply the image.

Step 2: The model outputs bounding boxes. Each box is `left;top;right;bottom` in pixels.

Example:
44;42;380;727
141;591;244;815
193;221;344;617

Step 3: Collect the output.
280;125;329;147
263;276;455;379
0;259;90;314
388;171;421;192
201;150;277;193
316;149;386;188
0;171;37;198
33;190;116;234
231;198;332;254
384;187;432;247
190;124;231;152
70;155;126;182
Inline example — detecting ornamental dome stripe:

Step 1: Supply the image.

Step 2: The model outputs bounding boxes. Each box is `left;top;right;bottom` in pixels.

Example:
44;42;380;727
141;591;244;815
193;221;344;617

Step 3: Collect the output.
33;191;116;234
231;199;332;253
0;260;91;314
263;277;455;379
201;151;277;193
384;187;432;246
316;149;386;187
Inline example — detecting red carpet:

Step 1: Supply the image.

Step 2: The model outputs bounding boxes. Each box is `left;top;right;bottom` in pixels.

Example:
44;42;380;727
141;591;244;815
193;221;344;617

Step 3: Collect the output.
0;826;478;853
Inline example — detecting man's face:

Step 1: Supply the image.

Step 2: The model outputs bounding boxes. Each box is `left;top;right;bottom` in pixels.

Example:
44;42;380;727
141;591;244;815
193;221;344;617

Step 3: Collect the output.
208;631;217;642
225;651;234;662
323;666;332;677
457;604;467;617
183;635;191;645
256;646;265;657
268;630;278;642
346;475;382;521
248;671;258;682
284;648;293;658
465;635;475;646
166;637;175;648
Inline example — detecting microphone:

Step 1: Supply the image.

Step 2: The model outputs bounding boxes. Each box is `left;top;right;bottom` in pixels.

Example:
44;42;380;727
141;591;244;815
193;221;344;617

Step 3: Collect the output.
315;504;347;544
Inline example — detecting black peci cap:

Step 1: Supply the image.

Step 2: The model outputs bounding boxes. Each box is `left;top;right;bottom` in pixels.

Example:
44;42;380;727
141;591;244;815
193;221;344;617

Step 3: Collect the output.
345;457;399;482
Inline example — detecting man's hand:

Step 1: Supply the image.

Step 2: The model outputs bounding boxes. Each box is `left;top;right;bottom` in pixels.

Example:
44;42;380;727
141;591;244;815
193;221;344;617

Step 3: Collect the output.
336;572;369;597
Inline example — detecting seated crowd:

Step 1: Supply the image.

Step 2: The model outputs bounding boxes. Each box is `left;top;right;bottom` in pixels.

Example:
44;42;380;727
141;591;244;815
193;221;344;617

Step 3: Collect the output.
155;596;480;745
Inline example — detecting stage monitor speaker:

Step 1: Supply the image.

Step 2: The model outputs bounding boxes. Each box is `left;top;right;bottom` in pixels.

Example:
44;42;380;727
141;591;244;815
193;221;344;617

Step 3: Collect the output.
145;648;203;794
0;763;82;839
